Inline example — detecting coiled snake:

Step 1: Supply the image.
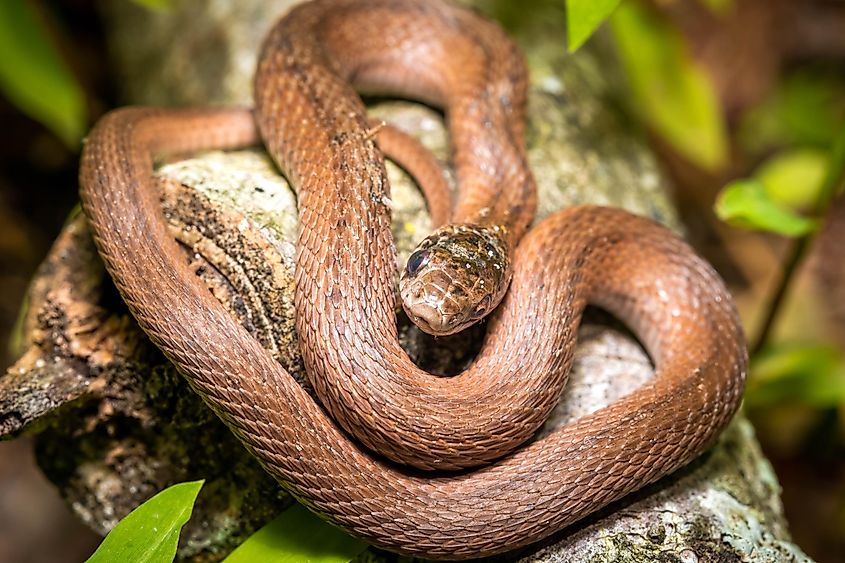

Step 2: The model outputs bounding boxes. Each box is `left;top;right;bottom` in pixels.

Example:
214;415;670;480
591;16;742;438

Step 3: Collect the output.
78;0;747;559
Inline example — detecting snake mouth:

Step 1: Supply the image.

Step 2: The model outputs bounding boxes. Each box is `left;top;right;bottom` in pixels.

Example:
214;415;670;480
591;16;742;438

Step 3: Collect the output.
403;301;461;336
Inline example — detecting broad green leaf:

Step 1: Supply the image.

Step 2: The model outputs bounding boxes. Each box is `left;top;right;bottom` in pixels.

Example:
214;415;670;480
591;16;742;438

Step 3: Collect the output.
132;0;173;11
715;179;818;237
746;344;845;409
86;480;204;563
0;0;86;147
756;149;829;211
610;2;728;171
566;0;621;51
224;503;367;563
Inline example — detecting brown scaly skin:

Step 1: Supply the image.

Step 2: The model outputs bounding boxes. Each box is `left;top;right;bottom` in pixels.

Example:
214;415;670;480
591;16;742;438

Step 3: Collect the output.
78;0;747;558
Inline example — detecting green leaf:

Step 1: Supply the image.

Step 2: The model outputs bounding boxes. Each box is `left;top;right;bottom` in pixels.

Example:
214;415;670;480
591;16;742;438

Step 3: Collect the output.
86;480;204;563
715;179;818;237
756;149;829;211
610;2;728;170
746;344;845;409
566;0;622;51
224;503;367;563
0;0;86;147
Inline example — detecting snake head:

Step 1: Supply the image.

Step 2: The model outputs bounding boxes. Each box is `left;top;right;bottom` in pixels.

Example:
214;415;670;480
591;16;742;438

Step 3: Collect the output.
399;223;511;336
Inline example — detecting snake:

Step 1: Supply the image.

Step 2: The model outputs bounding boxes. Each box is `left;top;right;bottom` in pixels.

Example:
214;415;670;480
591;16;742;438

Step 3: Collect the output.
78;0;748;559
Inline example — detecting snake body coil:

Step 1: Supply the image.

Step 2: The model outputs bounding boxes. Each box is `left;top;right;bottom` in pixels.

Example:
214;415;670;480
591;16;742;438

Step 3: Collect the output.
79;0;747;559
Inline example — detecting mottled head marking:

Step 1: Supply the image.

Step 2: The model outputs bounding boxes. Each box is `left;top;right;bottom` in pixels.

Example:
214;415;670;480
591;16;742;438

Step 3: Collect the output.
399;223;511;336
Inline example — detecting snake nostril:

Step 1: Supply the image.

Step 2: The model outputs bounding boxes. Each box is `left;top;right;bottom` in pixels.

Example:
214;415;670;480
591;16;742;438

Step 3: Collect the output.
406;249;431;277
472;293;492;319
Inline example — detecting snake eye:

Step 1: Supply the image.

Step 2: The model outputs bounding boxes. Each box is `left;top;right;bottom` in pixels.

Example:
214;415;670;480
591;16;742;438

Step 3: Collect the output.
406;249;431;277
472;294;493;319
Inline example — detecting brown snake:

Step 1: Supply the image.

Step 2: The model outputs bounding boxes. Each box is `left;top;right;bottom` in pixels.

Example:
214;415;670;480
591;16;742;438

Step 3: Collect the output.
78;0;748;559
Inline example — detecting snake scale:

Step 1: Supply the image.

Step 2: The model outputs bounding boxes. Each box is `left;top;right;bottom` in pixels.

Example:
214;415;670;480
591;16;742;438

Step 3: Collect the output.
78;0;747;559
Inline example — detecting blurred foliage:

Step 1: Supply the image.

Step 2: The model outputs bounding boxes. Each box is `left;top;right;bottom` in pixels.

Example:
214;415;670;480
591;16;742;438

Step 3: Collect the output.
716;64;845;451
563;0;733;169
565;0;621;51
0;0;86;147
715;143;833;235
746;345;845;410
756;149;829;211
563;0;735;50
7;291;29;360
480;0;560;35
86;481;203;563
718;116;845;240
223;504;367;563
817;126;845;213
715;179;819;237
739;70;845;153
609;1;728;171
132;0;172;11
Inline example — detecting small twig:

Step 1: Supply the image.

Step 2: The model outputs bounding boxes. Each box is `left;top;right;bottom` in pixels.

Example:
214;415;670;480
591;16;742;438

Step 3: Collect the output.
363;120;386;141
751;235;810;356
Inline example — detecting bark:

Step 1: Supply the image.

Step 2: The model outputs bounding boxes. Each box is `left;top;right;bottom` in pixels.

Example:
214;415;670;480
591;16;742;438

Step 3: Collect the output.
0;0;813;561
